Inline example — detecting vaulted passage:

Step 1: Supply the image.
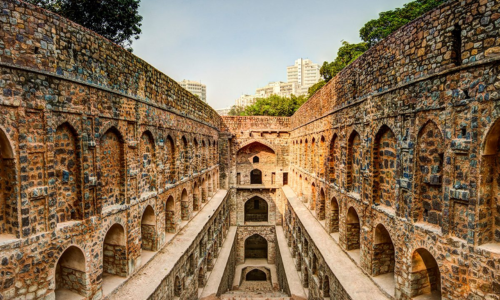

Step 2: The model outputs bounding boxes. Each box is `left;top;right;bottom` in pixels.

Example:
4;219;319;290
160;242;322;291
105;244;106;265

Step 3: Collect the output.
244;196;268;223
411;248;441;299
245;269;266;281
245;234;268;260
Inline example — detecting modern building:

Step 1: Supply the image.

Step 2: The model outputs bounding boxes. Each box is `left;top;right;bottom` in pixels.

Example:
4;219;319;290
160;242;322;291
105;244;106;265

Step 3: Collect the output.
287;58;321;95
216;107;231;116
179;79;207;102
255;81;298;98
235;94;258;107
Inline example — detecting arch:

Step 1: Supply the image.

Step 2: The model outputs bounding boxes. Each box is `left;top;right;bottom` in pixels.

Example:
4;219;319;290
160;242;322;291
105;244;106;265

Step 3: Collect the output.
371;224;395;277
373;125;397;208
193;138;199;173
318;188;326;220
100;127;124;209
198;266;205;287
166;135;176;184
55;246;88;298
328;133;339;184
193;182;200;211
181;136;189;178
302;263;309;287
245;234;268;260
165;196;176;233
141;206;156;251
347;130;362;193
237;140;277;154
304;139;309;170
311;137;316;173
140;130;156;194
411;248;441;298
174;275;182;297
250;169;262;184
478;117;500;244
330;197;340;233
246;269;267;281
323;275;330;298
53;122;82;223
414;121;444;228
310;182;317;210
244;196;268;223
346;207;361;250
181;189;189;221
103;224;127;277
208;174;213;196
253;156;260;163
201;140;207;170
319;136;326;177
201;178;208;203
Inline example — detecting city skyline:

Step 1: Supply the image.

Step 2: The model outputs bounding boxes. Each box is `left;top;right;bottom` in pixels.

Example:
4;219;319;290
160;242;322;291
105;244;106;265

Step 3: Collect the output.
133;0;410;109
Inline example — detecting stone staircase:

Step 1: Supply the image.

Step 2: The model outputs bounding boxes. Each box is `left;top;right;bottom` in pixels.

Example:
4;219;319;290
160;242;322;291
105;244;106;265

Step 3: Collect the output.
220;290;290;300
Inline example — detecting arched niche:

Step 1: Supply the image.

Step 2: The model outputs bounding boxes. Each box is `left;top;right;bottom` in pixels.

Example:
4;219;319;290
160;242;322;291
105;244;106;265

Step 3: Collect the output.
181;189;189;221
373;125;397;208
244;196;268;223
236;141;276;185
103;224;127;277
141;206;157;251
346;207;361;250
244;234;268;260
165;196;176;233
411;248;441;299
55;246;88;298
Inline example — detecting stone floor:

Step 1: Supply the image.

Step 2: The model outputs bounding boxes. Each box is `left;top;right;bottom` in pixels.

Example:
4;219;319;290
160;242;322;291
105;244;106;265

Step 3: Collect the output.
54;289;85;300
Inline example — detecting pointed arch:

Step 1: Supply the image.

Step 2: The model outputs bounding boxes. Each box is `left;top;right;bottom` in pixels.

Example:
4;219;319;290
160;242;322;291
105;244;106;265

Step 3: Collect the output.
414;120;444;228
193;181;200;211
245;234;268;260
411;248;441;298
103;224;128;277
141;205;157;251
347;130;362;193
55;246;88;298
181;189;189;221
181;136;189;178
100;127;125;209
346;207;361;250
54;122;82;223
140;130;156;194
165;196;176;233
329;133;340;184
373;125;397;207
0;127;15;236
330;197;340;233
371;224;395;278
244;196;268;223
318;188;326;220
166;135;176;184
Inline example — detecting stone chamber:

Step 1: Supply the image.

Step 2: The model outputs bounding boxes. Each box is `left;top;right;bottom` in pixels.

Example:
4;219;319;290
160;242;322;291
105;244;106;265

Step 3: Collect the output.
1;0;500;299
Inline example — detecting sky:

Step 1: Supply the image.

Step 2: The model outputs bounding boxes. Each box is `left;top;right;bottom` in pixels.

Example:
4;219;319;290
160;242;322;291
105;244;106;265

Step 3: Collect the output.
133;0;409;110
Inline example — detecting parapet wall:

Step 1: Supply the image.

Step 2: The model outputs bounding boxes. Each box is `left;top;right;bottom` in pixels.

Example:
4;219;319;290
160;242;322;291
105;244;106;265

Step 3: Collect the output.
292;0;500;128
0;0;221;128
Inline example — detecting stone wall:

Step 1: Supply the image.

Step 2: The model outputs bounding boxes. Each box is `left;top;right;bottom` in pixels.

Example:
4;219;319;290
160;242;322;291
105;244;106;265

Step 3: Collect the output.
286;0;500;299
0;1;223;299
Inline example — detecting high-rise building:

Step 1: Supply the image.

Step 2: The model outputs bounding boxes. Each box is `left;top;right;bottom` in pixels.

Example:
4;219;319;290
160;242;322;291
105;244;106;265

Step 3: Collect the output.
255;81;298;98
287;58;321;95
179;79;207;102
236;94;258;107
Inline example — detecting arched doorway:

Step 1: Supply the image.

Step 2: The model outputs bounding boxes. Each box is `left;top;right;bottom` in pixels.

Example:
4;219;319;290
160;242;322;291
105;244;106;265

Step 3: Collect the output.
139;131;156;194
373;126;397;207
193;182;200;211
372;224;395;277
347;131;362;193
141;206;156;251
330;197;340;233
55;246;87;298
100;128;124;209
246;269;267;281
346;207;361;250
103;224;127;278
323;275;330;298
318;188;326;220
250;169;262;184
244;197;268;223
0;128;16;236
411;248;441;299
181;189;189;221
165;196;175;233
245;234;268;260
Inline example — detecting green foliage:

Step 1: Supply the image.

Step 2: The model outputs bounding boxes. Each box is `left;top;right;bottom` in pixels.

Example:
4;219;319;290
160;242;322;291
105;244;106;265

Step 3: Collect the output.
228;105;245;116
26;0;143;49
308;80;326;98
320;41;369;82
360;0;446;47
231;95;307;117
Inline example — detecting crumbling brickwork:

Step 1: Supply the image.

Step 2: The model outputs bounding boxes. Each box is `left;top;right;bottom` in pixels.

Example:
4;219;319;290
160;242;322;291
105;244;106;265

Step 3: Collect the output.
2;0;500;299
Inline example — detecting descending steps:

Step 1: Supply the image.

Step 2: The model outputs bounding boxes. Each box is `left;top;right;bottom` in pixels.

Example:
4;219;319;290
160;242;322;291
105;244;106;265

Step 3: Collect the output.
220;290;290;300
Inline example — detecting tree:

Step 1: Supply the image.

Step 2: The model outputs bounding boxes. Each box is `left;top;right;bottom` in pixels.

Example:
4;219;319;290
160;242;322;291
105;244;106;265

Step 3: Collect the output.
229;95;307;117
228;105;245;116
320;41;369;82
360;0;446;47
26;0;143;49
308;81;326;98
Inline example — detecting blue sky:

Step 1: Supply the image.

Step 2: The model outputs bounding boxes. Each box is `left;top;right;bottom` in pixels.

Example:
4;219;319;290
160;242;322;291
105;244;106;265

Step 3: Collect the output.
133;0;409;109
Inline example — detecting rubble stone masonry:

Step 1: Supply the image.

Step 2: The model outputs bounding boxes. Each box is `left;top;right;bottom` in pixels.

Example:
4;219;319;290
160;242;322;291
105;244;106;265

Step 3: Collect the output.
1;0;500;299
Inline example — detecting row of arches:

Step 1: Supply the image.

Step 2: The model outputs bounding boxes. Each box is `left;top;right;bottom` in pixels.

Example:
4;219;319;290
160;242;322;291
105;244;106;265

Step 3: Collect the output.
0;121;220;237
54;193;229;299
286;214;441;299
